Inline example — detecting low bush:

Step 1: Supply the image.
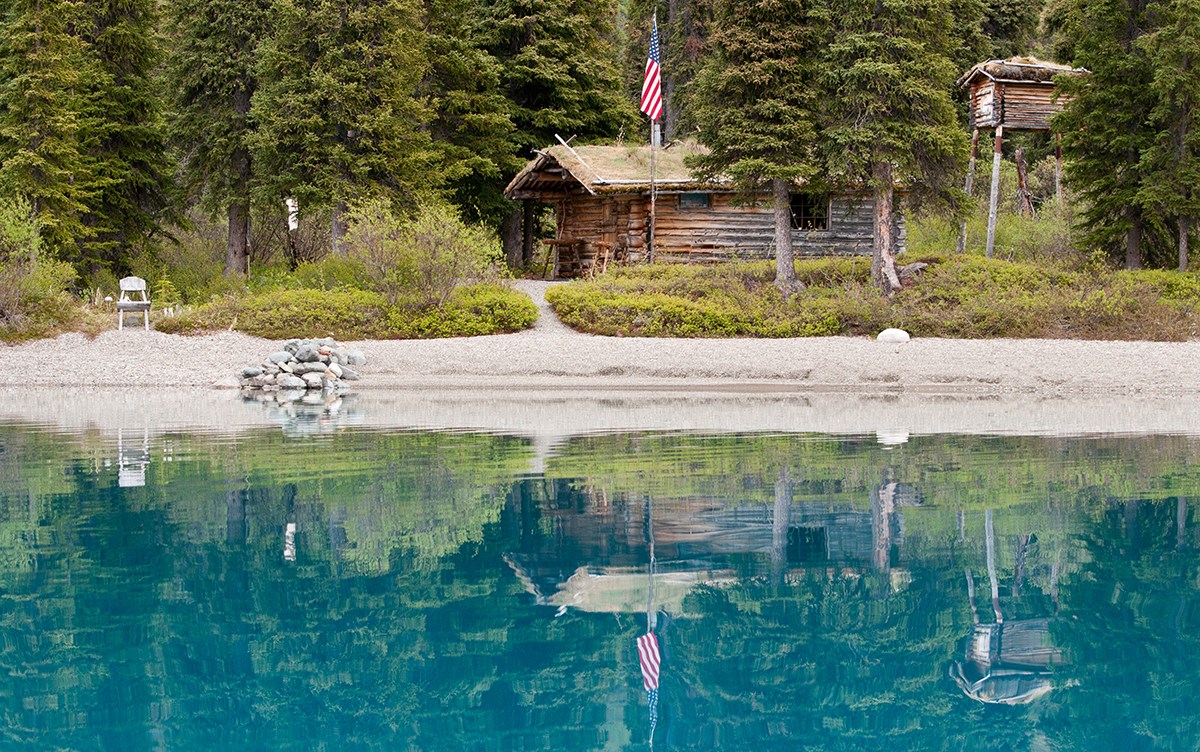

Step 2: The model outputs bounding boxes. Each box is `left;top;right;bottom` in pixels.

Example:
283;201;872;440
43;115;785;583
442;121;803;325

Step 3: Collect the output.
546;256;1200;341
0;197;95;342
157;283;536;339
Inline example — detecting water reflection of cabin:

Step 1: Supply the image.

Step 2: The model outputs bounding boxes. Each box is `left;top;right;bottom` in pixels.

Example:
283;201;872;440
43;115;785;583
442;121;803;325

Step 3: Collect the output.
504;142;905;278
504;483;922;613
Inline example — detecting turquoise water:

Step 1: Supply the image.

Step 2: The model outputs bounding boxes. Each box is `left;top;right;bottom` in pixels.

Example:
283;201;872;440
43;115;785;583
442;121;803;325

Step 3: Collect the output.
1;418;1198;750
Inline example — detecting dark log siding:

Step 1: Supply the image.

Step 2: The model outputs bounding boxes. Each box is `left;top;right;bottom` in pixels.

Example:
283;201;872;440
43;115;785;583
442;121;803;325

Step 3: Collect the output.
968;80;1062;131
550;190;903;268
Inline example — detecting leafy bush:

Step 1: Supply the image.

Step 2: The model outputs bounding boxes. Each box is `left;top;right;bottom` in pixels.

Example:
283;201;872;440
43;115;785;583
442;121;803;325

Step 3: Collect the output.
0;197;87;341
157;283;536;339
343;201;503;308
545;256;1200;341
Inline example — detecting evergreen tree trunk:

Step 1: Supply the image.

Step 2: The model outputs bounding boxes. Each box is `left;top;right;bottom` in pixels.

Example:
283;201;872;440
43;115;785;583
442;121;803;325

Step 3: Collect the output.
331;200;348;255
502;207;522;268
522;200;536;265
873;162;902;296
1126;209;1144;269
772;178;801;293
226;146;250;276
1180;216;1190;272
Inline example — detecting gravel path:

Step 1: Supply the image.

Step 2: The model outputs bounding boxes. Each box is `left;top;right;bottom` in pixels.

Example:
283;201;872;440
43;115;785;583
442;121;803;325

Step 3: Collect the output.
3;280;1200;395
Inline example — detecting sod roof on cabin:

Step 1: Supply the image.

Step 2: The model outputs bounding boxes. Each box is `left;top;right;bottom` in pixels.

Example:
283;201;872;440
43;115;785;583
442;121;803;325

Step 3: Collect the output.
957;56;1088;88
505;141;713;197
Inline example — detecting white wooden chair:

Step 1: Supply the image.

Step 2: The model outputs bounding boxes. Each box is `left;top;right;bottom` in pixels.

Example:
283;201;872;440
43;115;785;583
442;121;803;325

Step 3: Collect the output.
117;276;151;330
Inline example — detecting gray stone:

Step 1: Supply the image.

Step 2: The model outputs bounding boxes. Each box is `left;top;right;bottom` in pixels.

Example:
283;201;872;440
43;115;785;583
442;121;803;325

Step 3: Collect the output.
301;372;324;388
293;362;327;375
346;350;366;366
340;367;361;381
268;351;294;364
278;375;306;390
283;339;300;354
263;363;281;375
242;375;268;388
279;361;295;373
295;344;320;362
241;366;263;378
320;337;338;348
331;348;348;366
327;362;343;378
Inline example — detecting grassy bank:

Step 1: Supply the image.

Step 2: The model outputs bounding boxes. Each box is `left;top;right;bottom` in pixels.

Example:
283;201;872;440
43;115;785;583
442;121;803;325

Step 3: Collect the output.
545;255;1200;340
156;283;537;339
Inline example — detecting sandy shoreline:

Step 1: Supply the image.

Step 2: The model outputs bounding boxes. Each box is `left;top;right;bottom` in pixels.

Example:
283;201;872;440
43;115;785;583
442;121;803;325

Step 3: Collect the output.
1;280;1198;395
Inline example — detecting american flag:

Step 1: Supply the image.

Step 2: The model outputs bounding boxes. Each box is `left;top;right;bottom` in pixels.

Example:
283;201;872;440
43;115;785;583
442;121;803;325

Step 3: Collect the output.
640;16;663;122
637;631;661;739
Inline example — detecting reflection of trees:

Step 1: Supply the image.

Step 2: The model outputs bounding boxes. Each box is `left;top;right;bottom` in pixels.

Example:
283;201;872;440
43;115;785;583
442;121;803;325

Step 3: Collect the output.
1048;498;1200;750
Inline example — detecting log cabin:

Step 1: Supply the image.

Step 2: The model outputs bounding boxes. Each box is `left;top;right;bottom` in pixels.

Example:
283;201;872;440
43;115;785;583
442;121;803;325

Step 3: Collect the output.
504;141;905;278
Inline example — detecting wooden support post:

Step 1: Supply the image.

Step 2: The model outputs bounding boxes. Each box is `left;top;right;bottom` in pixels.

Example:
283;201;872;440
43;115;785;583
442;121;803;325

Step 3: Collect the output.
956;128;980;254
985;125;1004;258
1055;133;1064;203
521;200;536;265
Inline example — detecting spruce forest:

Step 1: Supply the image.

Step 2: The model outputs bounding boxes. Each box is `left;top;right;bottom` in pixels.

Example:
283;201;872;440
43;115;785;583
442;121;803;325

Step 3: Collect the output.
0;0;1198;331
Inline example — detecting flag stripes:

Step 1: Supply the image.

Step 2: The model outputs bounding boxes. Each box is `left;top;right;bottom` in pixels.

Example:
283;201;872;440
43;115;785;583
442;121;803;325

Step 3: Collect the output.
636;631;661;690
640;17;663;121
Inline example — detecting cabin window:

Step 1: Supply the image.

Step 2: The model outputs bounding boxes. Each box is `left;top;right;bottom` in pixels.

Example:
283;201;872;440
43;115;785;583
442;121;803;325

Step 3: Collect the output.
678;192;711;209
790;193;829;231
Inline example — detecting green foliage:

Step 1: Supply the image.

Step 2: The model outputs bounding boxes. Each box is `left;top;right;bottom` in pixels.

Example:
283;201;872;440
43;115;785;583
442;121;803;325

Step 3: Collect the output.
342;202;504;308
164;0;271;209
687;0;825;189
910;197;1077;265
0;0;94;254
821;0;967;208
422;0;521;225
0;196;84;340
546;255;1200;340
1053;0;1164;267
156;283;536;338
75;0;177;271
250;0;435;215
479;0;636;200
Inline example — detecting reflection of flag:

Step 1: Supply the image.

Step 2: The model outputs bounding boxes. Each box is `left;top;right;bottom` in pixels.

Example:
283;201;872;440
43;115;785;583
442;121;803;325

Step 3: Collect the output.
640;16;663;121
637;631;661;740
637;631;660;690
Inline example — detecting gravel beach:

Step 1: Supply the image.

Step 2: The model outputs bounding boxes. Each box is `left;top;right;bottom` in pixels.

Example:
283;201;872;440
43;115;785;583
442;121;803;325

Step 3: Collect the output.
2;280;1199;395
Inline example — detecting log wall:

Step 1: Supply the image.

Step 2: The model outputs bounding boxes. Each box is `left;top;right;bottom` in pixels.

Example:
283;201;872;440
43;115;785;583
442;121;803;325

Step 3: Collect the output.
969;80;1062;131
549;190;902;275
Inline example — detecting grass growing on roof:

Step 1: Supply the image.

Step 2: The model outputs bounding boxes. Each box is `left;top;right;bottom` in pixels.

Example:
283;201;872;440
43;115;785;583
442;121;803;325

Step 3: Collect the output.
544;255;1200;340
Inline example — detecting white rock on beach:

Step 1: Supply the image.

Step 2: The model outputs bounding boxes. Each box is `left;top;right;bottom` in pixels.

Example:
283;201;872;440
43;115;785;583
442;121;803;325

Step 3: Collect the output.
877;328;911;343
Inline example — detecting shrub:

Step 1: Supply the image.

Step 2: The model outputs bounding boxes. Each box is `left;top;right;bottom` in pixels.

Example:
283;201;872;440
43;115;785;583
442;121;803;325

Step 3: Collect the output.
158;283;537;339
343;201;503;308
545;255;1200;341
0;196;86;341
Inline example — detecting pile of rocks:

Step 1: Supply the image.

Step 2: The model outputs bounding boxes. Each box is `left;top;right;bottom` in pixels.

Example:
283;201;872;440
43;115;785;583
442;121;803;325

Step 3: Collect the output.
237;337;366;393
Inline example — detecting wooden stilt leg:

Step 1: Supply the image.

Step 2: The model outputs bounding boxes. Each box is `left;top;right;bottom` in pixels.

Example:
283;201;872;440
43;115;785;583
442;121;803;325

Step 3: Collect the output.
985;126;1004;259
957;128;980;254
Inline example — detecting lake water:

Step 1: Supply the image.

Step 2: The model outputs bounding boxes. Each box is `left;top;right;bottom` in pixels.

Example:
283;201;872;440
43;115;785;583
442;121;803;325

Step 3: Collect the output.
1;394;1198;750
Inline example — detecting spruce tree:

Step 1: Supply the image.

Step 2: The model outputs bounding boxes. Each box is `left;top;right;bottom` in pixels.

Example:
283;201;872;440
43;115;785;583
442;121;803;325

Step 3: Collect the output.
1136;0;1200;271
688;0;827;293
0;0;93;255
822;0;967;295
165;0;272;275
1052;0;1159;268
422;0;521;225
77;0;176;274
251;0;435;253
480;0;636;263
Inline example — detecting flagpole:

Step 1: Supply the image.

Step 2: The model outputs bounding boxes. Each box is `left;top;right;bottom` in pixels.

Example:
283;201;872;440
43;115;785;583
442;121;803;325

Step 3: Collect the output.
649;119;657;264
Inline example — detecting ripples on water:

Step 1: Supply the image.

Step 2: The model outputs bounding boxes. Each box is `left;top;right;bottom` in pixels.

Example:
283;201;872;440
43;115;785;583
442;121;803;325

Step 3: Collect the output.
0;413;1198;751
